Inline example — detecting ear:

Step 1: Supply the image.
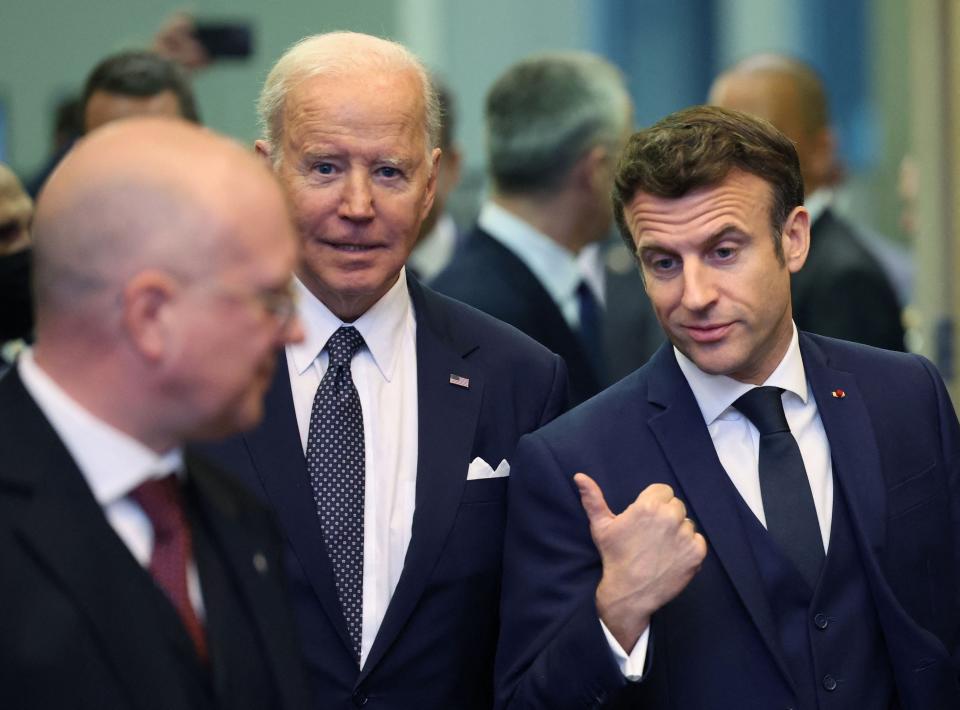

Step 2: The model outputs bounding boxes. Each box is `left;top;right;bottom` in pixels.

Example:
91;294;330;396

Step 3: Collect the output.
419;147;442;222
254;139;275;168
437;144;463;194
780;206;810;274
120;270;179;363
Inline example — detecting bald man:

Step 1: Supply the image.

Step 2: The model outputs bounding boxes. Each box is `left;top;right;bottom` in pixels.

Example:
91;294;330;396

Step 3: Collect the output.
0;119;310;710
709;54;905;351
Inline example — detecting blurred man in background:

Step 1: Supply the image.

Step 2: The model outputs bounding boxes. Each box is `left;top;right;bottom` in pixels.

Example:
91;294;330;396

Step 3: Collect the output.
434;52;660;405
710;53;906;351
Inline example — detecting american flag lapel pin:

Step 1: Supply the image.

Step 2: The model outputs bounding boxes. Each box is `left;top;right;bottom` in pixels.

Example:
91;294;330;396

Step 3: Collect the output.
831;389;846;399
449;373;470;389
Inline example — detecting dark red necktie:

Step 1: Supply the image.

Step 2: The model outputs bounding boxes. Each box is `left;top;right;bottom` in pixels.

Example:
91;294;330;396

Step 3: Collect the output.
129;475;208;662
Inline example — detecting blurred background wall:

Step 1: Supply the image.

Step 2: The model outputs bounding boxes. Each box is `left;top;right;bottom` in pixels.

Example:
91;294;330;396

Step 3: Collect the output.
2;0;954;388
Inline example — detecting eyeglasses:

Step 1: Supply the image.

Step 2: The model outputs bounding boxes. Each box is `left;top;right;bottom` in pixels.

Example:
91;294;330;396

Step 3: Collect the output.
199;278;299;327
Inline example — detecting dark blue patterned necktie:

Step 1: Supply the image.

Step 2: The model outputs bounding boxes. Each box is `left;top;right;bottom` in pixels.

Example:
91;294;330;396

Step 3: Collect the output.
306;325;366;663
733;386;825;589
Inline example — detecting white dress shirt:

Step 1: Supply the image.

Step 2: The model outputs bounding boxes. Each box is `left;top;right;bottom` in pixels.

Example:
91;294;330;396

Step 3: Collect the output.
608;324;833;679
286;269;418;668
17;349;204;614
478;201;605;329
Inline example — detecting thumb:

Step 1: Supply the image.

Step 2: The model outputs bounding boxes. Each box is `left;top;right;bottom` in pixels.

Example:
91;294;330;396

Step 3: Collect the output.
573;472;614;528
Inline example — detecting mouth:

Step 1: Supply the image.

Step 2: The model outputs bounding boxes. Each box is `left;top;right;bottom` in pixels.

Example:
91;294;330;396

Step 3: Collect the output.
319;239;382;253
684;322;733;344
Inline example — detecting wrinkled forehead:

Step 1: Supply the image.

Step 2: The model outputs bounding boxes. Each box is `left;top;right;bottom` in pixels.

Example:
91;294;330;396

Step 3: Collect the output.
626;172;774;245
281;66;430;148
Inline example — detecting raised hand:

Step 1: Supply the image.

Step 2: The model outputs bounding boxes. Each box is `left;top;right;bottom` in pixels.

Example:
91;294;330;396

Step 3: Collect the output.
574;473;706;651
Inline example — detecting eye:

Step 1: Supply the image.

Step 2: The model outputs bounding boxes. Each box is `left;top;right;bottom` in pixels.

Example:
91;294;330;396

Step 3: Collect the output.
312;162;336;175
712;245;737;261
649;255;678;273
376;165;402;179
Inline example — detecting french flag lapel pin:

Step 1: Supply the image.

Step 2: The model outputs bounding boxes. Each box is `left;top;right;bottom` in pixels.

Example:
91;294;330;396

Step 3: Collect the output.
449;373;470;389
831;389;846;399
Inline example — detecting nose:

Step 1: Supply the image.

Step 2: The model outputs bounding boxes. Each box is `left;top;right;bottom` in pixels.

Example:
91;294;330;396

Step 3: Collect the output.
680;261;718;312
338;171;375;221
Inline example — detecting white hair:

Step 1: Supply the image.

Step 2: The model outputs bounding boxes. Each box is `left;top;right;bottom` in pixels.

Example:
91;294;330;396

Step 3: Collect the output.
257;31;440;156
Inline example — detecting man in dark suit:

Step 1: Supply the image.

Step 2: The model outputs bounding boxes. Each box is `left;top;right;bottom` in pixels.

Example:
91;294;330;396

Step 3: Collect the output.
433;52;660;405
710;53;906;351
201;32;567;709
0;119;310;709
496;106;960;708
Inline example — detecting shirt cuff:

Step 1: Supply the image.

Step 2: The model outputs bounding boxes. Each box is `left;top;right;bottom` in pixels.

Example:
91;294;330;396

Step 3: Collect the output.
600;619;649;681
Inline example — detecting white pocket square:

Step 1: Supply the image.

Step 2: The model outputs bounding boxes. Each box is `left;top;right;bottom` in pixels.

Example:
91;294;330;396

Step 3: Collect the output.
466;457;510;480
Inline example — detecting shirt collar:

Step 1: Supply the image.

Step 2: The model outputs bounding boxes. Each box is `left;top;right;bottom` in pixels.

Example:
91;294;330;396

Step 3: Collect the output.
674;323;808;426
17;349;183;505
478;201;586;304
289;267;413;382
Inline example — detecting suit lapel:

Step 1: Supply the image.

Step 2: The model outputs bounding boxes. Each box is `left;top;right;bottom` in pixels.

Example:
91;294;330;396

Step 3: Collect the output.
0;372;200;710
360;278;484;680
241;357;355;654
644;346;796;691
185;454;303;709
799;334;886;554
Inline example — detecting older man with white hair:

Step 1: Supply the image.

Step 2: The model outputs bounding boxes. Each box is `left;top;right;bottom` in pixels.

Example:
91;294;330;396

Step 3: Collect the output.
202;31;567;708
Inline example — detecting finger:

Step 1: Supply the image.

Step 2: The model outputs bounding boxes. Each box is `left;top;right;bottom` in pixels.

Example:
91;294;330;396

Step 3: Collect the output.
637;482;675;505
573;473;614;527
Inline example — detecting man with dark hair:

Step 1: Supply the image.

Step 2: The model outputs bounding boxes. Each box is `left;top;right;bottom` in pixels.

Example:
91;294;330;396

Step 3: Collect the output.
496;105;960;709
710;54;906;350
82;50;200;132
433;52;656;405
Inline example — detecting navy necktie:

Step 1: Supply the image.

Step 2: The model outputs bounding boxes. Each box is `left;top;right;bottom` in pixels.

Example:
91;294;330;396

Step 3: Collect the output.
576;280;604;381
306;326;366;662
733;386;825;589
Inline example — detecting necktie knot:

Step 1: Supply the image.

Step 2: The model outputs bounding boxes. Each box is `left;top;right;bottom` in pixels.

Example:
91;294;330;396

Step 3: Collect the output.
129;474;183;541
733;386;790;435
325;326;365;369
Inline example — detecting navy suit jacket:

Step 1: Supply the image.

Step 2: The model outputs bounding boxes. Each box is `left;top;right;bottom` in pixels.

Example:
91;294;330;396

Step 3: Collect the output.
203;276;568;709
496;334;960;709
432;227;601;406
792;208;905;351
0;370;311;710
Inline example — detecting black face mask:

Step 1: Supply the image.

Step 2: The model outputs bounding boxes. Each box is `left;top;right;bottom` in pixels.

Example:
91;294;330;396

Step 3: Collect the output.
0;248;34;342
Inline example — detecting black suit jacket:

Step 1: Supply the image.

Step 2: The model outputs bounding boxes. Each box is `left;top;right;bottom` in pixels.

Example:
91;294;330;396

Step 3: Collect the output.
496;334;960;708
792;208;905;351
201;276;568;709
0;370;310;710
432;227;600;405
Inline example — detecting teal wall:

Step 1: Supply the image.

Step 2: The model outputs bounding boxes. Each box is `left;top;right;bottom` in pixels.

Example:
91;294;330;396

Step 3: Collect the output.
0;0;400;175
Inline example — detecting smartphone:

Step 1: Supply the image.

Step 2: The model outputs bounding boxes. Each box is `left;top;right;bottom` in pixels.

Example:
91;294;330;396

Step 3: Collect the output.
193;21;253;59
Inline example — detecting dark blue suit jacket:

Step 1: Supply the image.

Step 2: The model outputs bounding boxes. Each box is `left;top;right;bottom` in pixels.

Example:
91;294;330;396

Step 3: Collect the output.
0;370;311;710
496;333;960;709
203;276;568;709
432;227;601;406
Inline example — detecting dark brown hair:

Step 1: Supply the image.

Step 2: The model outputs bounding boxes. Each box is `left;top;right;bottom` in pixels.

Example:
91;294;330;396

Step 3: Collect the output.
612;105;803;262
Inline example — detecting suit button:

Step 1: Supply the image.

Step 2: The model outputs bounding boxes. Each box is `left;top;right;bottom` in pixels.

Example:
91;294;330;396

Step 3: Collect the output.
813;612;829;629
352;690;368;706
823;674;838;691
